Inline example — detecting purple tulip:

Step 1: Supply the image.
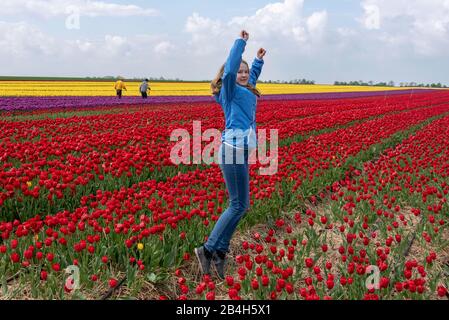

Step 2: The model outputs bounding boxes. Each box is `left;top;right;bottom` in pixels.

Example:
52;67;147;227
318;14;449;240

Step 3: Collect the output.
0;89;439;112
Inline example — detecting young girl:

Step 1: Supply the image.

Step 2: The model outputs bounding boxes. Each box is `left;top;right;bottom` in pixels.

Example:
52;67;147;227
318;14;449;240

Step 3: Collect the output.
195;30;266;279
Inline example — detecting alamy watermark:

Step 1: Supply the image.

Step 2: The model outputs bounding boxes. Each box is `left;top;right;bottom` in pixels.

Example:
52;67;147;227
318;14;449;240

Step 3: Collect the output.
64;265;80;292
363;4;380;30
170;121;278;175
65;6;81;30
365;265;380;290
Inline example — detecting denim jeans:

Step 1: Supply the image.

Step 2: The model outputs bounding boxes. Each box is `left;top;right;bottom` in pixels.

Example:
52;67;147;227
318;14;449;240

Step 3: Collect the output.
204;143;250;254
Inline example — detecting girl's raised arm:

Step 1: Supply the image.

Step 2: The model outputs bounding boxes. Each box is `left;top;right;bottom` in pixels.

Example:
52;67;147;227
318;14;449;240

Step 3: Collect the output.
249;48;266;87
221;30;249;102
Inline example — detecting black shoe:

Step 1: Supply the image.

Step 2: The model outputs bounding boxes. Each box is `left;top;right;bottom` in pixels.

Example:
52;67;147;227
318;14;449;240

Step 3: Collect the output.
213;251;227;280
194;246;212;275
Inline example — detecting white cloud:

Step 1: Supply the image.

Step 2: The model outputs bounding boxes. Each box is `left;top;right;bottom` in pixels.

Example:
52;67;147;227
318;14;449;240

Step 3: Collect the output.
227;0;327;42
184;12;224;56
0;21;56;57
306;11;328;37
360;0;449;56
154;41;175;55
1;0;159;18
229;0;305;35
104;35;130;55
337;27;357;37
181;0;449;83
73;39;93;52
0;20;178;78
185;0;328;57
185;12;222;34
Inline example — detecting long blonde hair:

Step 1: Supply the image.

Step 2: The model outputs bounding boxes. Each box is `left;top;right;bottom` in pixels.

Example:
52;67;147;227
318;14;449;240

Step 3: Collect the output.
211;60;261;98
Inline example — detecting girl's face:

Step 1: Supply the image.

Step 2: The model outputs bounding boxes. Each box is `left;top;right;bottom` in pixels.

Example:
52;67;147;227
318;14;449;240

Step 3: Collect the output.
236;62;249;86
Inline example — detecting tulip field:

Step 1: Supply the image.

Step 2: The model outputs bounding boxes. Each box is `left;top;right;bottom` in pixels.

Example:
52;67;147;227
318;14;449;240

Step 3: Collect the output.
0;84;448;300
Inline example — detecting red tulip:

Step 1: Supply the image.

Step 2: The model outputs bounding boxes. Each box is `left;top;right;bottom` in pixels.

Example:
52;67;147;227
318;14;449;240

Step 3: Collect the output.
251;279;259;290
109;278;118;288
261;275;269;286
11;252;20;263
305;258;314;268
11;239;18;249
320;216;327;224
437;286;447;297
180;285;189;294
206;291;215;300
40;270;48;281
226;276;234;287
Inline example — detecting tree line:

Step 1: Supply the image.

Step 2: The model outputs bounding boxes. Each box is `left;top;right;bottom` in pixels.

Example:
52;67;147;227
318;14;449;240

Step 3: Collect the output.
334;80;448;88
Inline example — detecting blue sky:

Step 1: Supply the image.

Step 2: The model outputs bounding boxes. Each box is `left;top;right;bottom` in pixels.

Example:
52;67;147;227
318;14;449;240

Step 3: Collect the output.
1;0;448;84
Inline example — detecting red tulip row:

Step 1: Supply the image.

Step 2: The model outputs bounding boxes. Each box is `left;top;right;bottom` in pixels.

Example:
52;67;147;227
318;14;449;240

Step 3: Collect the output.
172;114;449;300
3;93;449;221
249;103;449;204
2;91;445;131
3;91;448;146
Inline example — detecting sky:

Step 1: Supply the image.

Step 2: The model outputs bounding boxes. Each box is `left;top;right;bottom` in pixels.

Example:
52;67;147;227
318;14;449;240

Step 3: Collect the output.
0;0;448;84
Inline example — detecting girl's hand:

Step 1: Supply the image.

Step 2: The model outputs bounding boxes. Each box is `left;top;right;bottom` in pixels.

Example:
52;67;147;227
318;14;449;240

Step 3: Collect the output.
257;48;266;60
240;30;249;41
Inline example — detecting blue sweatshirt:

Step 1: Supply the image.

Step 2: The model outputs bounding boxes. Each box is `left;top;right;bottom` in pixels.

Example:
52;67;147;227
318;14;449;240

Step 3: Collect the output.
215;38;264;150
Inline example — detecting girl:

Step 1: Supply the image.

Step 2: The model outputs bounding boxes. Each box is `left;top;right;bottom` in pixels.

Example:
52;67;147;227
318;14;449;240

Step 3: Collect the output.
195;30;266;279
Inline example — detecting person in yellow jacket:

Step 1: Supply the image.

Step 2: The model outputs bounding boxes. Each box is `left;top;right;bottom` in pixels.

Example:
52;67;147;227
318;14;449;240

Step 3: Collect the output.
114;78;127;99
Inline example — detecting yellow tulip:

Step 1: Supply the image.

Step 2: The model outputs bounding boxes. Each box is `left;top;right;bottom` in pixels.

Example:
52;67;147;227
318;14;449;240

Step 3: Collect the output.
0;80;416;97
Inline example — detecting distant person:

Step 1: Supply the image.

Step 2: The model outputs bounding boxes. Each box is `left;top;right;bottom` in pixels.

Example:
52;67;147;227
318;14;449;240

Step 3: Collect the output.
114;78;127;99
139;79;151;99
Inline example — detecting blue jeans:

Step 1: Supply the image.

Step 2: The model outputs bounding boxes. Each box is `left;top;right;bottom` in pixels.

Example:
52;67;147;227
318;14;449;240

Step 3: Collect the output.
204;143;250;254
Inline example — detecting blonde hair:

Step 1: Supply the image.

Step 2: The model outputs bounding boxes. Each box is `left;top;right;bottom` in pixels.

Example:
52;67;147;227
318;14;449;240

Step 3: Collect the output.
211;60;261;97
